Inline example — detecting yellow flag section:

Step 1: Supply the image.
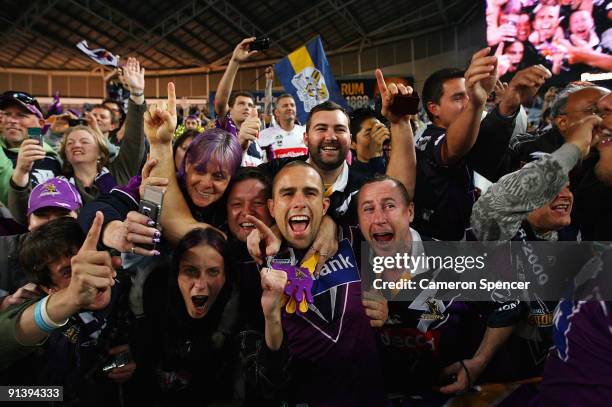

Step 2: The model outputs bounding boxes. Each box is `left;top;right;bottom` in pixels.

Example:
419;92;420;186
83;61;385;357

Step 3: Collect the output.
288;45;315;73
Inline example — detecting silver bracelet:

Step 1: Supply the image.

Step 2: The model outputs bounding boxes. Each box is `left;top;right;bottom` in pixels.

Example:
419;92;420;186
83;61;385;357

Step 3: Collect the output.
131;91;144;97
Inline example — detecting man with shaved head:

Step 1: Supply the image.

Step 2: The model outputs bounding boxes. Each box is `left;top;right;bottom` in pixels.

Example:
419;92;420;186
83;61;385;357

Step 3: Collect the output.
252;160;386;405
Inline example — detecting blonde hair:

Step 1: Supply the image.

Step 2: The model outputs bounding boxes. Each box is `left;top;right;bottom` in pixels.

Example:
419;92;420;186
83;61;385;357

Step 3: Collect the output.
59;125;110;176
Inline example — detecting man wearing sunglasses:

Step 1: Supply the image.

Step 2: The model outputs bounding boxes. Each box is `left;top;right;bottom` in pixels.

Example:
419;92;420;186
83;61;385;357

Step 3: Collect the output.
0;91;62;205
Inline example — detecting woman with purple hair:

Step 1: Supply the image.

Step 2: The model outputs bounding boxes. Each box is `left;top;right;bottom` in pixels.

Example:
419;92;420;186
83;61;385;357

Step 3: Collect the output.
79;83;242;257
176;127;242;220
121;83;246;246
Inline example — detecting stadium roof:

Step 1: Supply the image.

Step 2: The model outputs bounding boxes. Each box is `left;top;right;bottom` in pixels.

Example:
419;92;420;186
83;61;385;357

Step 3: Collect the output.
0;0;479;72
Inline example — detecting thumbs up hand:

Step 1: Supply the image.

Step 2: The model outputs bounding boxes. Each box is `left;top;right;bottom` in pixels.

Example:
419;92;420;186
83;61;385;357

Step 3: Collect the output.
68;212;120;310
238;108;261;150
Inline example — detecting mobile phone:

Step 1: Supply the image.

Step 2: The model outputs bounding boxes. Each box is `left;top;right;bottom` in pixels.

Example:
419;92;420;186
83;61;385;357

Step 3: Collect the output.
250;37;270;51
389;91;420;116
138;186;165;250
27;127;43;145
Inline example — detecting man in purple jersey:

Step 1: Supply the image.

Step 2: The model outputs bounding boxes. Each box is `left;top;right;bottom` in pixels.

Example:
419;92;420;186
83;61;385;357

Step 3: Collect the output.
540;246;612;407
250;160;387;406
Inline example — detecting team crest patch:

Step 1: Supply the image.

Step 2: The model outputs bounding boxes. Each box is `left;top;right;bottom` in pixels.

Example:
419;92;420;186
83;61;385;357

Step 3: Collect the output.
420;298;445;321
41;183;60;196
291;67;329;112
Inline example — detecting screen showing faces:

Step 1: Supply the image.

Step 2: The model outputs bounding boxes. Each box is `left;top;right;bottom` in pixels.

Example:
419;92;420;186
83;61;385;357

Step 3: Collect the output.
486;0;612;82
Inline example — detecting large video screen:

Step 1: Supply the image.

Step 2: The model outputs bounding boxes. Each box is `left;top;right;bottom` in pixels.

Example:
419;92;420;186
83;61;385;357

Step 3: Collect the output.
486;0;612;83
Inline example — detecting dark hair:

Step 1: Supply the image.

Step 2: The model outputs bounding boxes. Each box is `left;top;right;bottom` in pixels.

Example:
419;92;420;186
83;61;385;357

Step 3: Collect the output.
91;103;114;119
305;101;350;133
272;160;324;196
178;127;243;190
357;174;412;208
228;91;255;108
421;68;464;122
102;98;125;126
228;167;272;200
20;217;85;288
349;107;377;142
172;129;200;157
171;228;228;279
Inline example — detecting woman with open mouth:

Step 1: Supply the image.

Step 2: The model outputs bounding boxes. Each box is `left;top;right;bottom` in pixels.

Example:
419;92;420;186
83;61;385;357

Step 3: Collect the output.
133;228;239;406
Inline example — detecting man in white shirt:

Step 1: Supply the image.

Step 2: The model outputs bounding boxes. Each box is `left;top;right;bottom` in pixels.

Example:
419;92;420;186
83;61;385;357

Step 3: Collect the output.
258;94;308;160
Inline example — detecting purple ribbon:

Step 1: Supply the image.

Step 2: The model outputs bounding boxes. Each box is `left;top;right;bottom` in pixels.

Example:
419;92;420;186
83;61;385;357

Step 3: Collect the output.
271;262;314;311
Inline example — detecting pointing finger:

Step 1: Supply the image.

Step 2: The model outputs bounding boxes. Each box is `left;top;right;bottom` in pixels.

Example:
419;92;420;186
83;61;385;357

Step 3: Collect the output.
80;212;104;253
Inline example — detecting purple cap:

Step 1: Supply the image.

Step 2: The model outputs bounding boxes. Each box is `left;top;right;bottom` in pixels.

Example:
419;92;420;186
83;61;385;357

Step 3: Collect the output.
27;178;82;216
0;91;44;119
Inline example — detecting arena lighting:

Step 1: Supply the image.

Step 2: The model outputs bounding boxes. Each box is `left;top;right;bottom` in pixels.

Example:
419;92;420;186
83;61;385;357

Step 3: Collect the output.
581;72;612;82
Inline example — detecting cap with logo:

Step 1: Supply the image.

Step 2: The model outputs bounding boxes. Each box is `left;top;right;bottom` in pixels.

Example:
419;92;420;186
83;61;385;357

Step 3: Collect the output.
0;91;44;119
27;177;82;216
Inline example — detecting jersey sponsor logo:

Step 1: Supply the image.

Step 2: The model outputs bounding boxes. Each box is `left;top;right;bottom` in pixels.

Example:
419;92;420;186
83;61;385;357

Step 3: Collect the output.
270;146;308;159
528;311;553;327
379;327;441;354
312;239;360;296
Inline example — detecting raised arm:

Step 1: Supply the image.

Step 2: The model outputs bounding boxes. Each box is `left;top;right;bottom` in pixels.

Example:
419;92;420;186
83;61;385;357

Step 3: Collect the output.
263;66;274;118
145;83;216;244
470;66;550;181
107;57;147;185
13;213;116;346
471;115;601;242
214;38;258;118
442;48;497;165
375;69;416;200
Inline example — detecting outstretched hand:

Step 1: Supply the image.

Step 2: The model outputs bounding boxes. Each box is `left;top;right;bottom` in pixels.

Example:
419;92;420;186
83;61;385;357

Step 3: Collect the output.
465;47;498;107
232;37;259;64
123;57;145;94
499;64;551;115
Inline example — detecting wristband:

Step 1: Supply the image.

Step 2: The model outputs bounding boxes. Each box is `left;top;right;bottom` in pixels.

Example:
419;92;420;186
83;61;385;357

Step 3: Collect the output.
130;91;144;97
40;295;69;329
34;298;55;333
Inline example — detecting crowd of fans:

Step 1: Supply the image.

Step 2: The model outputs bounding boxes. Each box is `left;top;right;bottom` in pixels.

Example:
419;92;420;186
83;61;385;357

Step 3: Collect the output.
487;0;612;79
0;33;611;407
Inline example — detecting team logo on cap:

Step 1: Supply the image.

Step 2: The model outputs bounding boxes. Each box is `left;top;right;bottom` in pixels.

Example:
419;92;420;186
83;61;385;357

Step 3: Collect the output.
40;183;60;197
